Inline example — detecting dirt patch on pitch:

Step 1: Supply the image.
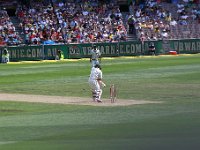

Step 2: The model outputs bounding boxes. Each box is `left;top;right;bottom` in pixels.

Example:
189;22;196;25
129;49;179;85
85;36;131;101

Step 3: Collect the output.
0;93;162;106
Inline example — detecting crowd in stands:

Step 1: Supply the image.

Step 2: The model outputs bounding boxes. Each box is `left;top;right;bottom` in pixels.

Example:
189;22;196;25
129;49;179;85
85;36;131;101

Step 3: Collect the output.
15;0;127;45
126;0;200;41
0;0;200;46
0;8;22;46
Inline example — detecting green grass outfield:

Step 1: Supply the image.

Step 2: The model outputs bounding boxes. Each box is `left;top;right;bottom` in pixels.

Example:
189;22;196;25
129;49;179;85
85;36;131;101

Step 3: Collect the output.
0;54;200;150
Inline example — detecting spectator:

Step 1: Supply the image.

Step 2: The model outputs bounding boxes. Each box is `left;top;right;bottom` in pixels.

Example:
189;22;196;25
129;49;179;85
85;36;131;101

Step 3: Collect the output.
43;37;55;45
170;18;178;26
147;33;157;40
0;36;6;46
161;29;169;39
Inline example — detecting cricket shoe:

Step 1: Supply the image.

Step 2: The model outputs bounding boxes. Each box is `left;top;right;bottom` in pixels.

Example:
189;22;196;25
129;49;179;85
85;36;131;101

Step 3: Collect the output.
96;99;102;103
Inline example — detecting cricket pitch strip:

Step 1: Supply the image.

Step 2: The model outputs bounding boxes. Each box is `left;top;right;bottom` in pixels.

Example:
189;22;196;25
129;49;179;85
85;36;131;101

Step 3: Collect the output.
0;93;162;107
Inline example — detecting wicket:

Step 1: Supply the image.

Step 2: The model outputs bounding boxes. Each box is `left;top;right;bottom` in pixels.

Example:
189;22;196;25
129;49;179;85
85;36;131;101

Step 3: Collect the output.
110;84;117;103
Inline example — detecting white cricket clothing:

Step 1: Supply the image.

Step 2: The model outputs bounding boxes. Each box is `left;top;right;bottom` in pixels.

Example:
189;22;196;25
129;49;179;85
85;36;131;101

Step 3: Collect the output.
91;48;101;67
91;49;101;60
89;67;102;81
88;67;103;101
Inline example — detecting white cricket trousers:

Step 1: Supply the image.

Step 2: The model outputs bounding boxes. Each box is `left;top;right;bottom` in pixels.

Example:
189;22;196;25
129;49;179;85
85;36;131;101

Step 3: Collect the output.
88;79;102;101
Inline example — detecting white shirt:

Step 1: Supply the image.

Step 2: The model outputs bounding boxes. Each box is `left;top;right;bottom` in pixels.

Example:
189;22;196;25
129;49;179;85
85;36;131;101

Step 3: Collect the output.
170;20;177;26
135;10;141;18
180;15;188;20
82;11;89;16
162;32;168;38
91;48;101;60
89;67;102;81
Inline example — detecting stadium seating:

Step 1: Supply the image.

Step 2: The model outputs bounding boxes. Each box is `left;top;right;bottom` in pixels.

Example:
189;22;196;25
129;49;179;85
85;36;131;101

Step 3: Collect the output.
128;0;200;40
0;8;22;46
0;0;199;46
14;0;127;45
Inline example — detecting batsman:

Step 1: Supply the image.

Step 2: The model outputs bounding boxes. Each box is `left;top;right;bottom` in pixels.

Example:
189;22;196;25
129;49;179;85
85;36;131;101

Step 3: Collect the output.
88;64;106;103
